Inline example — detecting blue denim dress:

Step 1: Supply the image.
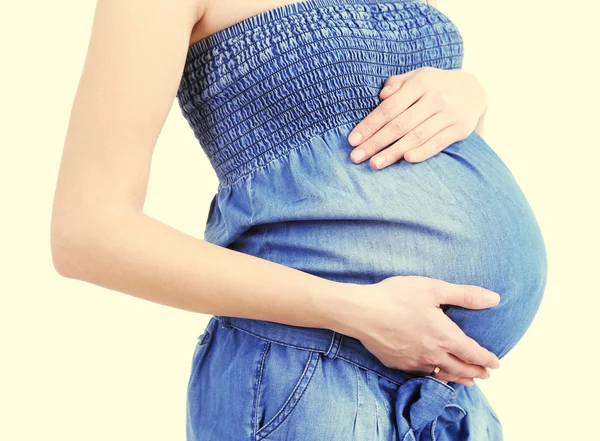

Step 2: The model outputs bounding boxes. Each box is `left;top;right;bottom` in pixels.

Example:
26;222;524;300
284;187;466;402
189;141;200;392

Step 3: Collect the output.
176;0;548;439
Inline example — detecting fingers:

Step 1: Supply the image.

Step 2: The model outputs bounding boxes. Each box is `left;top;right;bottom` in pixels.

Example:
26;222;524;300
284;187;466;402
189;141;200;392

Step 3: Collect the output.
379;71;415;99
403;122;469;163
434;370;476;387
436;352;491;380
432;278;501;310
441;320;501;369
349;98;430;164
367;111;450;169
347;76;423;148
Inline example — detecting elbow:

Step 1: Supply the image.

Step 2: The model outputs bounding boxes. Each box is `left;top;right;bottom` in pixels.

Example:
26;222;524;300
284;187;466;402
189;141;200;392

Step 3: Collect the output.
51;224;81;278
50;207;135;279
50;212;101;279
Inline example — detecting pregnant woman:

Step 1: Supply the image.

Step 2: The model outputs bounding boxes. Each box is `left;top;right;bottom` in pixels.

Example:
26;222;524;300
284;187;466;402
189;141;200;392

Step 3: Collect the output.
51;0;547;440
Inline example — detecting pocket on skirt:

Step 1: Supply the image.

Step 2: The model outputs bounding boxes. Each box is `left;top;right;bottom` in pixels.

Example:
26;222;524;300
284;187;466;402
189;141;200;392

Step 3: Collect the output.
253;341;321;440
189;317;217;378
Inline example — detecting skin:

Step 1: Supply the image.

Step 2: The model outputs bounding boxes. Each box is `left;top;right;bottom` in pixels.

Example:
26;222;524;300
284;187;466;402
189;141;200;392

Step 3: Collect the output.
51;0;499;387
348;67;488;168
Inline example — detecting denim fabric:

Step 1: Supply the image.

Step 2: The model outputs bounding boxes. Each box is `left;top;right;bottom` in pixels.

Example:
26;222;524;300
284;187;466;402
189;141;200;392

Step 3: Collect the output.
177;0;548;439
187;316;505;441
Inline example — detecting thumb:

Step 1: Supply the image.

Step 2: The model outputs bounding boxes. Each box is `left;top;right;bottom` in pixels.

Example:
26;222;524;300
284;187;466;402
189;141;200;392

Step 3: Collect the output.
436;281;501;309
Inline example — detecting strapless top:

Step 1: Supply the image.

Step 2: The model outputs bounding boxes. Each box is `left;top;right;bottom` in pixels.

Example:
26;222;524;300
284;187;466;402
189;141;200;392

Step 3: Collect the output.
176;0;467;250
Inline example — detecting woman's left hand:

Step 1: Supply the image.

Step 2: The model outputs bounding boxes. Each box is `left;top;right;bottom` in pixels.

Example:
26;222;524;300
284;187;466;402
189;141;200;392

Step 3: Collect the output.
347;67;488;169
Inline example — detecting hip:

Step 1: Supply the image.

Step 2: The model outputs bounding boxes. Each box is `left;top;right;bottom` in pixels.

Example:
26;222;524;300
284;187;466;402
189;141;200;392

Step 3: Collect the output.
186;315;504;441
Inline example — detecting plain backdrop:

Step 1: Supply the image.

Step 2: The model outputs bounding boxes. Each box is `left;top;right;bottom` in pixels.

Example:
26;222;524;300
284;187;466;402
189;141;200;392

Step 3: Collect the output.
1;0;599;440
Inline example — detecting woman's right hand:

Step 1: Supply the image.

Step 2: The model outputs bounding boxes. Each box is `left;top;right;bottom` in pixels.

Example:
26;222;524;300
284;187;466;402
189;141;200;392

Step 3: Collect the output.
336;275;502;386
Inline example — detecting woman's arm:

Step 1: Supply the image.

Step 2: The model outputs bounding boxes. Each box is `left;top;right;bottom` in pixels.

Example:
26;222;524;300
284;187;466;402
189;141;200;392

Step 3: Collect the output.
50;0;351;330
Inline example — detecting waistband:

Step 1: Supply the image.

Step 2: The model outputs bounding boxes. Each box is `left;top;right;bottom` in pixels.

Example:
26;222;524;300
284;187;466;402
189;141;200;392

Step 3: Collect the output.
214;315;468;436
217;314;413;385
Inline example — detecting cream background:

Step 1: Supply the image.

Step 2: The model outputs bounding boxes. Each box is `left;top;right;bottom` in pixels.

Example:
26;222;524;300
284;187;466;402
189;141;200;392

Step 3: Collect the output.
1;0;598;439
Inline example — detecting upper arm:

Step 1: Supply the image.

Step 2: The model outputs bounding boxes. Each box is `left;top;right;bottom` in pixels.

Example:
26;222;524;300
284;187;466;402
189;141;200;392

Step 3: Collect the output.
426;0;438;8
52;0;203;243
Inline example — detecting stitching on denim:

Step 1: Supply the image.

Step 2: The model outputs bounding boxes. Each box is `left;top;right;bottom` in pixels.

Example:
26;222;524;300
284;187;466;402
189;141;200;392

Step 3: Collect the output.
213;118;358;193
335;354;407;386
226;322;330;353
180;29;461;110
445;403;467;416
403;429;416;441
326;333;344;359
367;370;381;435
182;42;460;125
353;364;360;426
196;57;461;174
184;0;450;64
218;108;371;189
256;351;320;440
184;20;457;91
181;37;461;126
202;76;381;155
252;341;271;440
192;42;462;148
324;331;337;356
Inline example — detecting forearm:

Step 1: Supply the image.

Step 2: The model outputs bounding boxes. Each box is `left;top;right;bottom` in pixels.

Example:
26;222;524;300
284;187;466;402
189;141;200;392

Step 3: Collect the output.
53;209;360;332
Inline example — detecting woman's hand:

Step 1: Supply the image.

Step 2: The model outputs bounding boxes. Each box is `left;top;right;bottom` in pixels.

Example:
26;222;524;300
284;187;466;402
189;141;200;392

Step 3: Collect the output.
335;275;501;386
347;67;488;168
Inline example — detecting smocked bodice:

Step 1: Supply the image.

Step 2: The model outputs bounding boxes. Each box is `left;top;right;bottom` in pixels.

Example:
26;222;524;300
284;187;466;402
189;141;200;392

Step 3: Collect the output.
176;0;463;190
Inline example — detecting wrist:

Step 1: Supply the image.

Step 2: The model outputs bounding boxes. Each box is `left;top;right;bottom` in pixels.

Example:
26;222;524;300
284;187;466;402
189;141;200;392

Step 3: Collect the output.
312;281;368;337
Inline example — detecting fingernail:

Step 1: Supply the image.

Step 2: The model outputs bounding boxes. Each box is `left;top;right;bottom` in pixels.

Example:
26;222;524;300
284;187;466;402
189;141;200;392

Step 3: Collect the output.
484;292;501;304
351;149;366;162
373;156;386;169
348;132;362;145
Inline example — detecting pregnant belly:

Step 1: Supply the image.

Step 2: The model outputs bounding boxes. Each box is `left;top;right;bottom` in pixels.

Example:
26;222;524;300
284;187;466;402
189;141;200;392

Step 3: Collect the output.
219;123;548;359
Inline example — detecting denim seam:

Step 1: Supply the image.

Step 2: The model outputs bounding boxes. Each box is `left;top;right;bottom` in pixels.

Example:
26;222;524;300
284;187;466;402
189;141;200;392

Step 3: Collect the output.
226;322;330;354
403;429;416;441
324;331;337;357
335;354;406;386
252;341;271;440
353;364;360;427
218;112;367;189
212;118;357;194
255;351;321;440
